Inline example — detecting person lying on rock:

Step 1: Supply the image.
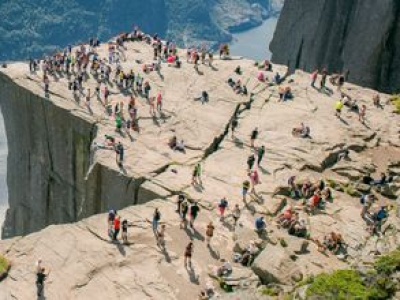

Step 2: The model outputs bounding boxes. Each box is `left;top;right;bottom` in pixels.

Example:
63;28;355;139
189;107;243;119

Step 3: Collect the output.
292;123;310;138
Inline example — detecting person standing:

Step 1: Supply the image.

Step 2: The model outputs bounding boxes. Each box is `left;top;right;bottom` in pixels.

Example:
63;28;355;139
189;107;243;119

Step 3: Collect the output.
157;224;166;249
257;146;265;167
180;200;189;229
232;204;241;226
250;127;259;148
153;208;161;233
231;117;238;138
192;163;203;186
189;202;200;228
218;198;229;220
36;267;50;297
184;241;194;268
116;142;124;167
122;219;129;244
247;154;255;171
242;180;250;202
206;222;215;246
113;215;121;241
311;69;318;88
320;68;327;90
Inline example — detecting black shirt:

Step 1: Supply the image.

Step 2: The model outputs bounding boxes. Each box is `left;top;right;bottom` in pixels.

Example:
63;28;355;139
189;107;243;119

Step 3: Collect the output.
36;273;46;284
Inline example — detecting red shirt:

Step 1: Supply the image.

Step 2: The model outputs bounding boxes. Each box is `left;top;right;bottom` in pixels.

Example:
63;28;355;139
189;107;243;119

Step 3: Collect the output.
114;218;121;230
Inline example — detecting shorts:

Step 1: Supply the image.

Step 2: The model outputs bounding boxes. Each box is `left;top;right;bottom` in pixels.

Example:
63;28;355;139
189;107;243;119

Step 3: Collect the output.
336;109;342;113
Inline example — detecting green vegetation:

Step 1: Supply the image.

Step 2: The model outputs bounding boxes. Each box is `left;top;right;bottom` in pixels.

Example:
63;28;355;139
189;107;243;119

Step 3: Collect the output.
261;287;280;296
306;270;371;299
303;250;400;299
390;95;400;114
374;250;400;275
0;255;10;276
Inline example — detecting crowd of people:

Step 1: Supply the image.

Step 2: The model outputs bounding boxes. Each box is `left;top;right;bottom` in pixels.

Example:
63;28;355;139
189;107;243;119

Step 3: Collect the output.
27;24;396;299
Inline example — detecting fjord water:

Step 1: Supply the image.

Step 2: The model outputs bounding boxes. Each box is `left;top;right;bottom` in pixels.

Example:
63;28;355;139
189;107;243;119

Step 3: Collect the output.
230;17;278;61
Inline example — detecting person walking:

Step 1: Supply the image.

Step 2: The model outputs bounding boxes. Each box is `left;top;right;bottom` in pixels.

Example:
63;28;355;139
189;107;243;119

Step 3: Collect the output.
257;146;265;167
206;222;215;247
153;208;161;233
115;142;124;167
184;241;194;268
231;117;238;138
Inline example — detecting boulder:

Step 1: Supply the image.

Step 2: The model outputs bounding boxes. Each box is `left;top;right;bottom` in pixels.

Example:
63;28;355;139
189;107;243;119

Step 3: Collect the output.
251;244;303;284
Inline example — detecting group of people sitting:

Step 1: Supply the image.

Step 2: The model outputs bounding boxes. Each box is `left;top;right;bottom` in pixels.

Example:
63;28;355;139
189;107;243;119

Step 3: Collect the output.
277;206;308;238
314;232;346;256
227;78;248;95
288;176;333;212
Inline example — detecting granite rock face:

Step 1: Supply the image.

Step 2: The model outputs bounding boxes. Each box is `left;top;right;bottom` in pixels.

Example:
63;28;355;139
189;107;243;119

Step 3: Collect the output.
270;0;400;93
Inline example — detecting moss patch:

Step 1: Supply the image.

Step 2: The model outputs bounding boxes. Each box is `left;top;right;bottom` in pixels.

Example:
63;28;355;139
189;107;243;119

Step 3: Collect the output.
0;255;10;279
390;95;400;114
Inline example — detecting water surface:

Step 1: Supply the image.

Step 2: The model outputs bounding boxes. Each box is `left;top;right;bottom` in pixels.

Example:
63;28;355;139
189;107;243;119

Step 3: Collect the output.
230;18;278;61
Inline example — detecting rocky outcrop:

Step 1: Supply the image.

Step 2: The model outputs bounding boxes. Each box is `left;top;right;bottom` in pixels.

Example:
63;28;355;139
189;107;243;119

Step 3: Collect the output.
0;36;400;299
270;0;400;93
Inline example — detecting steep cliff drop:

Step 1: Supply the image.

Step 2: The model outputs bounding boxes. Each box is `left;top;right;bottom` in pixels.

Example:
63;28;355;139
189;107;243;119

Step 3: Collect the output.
270;0;400;93
0;68;165;238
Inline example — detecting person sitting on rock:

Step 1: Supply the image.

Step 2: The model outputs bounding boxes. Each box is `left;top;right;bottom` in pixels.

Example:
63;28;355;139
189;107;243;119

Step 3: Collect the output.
323;232;345;254
277;206;294;228
301;180;313;198
322;187;333;202
368;206;389;235
240;241;259;266
292;123;310;138
168;136;177;149
373;93;382;108
257;71;266;82
305;191;322;214
174;140;186;153
372;172;388;186
278;86;292;101
288;218;307;238
255;216;266;234
216;259;233;277
227;78;235;88
234;65;242;75
194;91;209;104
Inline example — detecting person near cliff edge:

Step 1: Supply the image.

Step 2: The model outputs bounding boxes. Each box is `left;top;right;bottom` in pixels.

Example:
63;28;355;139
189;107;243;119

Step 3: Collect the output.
115;142;124;167
311;69;318;88
113;215;121;241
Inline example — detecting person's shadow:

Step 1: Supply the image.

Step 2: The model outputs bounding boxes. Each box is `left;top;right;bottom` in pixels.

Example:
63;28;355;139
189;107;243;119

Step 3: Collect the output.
113;239;126;256
207;244;220;260
186;266;200;285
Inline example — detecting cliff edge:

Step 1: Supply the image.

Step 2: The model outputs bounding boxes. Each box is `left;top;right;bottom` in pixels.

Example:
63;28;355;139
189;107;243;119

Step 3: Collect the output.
0;36;400;299
270;0;400;93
